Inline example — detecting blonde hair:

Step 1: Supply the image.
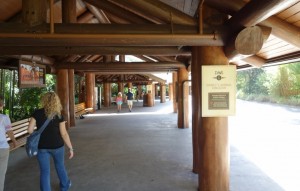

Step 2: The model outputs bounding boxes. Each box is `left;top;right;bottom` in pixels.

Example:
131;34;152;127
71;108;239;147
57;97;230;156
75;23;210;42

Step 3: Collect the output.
117;92;122;97
41;92;62;119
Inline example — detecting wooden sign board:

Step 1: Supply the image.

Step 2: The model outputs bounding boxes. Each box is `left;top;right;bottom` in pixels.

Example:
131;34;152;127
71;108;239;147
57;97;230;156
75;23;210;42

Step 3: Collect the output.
18;60;46;88
202;65;236;117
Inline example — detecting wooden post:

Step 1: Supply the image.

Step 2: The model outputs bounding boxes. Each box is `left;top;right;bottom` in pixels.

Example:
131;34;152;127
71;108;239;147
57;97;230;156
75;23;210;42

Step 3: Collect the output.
160;83;166;103
22;0;47;26
118;56;124;95
177;68;189;129
191;47;200;174
86;73;95;111
68;69;75;127
103;82;110;107
57;69;70;128
118;82;124;94
152;83;156;106
193;46;229;191
137;85;142;100
172;72;178;113
168;83;173;101
62;0;77;127
155;84;159;97
128;82;133;90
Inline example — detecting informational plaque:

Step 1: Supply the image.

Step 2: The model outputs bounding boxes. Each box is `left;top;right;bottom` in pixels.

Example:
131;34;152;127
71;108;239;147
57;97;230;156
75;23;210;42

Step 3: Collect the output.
202;65;236;117
146;85;152;93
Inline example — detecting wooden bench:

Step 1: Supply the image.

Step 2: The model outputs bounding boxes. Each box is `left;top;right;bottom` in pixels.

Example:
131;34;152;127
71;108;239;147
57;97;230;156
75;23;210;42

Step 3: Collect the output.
75;102;88;119
6;118;32;151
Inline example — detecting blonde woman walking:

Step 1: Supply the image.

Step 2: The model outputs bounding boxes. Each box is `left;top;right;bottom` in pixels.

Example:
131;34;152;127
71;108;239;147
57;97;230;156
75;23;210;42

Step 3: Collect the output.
28;92;74;191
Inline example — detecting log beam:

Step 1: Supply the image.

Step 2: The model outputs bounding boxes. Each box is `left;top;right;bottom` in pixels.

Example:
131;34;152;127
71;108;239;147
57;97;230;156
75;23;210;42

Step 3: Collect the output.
0;23;198;34
0;33;221;46
225;26;272;64
261;16;300;49
85;3;111;23
109;0;197;25
0;46;191;56
227;0;299;29
56;62;185;70
84;0;150;24
206;0;300;49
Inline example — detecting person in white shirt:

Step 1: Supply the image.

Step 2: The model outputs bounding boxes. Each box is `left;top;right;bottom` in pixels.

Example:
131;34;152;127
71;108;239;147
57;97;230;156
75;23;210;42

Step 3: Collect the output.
0;96;17;191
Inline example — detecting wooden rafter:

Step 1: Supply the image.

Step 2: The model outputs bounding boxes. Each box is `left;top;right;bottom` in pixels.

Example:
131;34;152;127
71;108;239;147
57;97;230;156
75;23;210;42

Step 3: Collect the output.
0;46;191;56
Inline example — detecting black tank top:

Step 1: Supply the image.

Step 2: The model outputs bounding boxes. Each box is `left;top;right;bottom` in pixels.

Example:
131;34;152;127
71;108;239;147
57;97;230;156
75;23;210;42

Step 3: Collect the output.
32;108;64;149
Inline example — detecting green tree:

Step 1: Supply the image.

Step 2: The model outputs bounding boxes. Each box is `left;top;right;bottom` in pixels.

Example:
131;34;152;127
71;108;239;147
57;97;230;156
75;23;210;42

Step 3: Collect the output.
237;68;269;95
10;74;56;121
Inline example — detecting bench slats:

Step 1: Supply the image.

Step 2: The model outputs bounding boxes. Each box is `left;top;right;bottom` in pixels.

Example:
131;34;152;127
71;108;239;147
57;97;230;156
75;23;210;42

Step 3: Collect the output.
7;118;31;151
75;102;87;119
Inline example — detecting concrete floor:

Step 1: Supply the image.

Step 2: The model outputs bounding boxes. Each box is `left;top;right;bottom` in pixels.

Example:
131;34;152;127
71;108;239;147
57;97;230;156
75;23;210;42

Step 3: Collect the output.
4;100;284;191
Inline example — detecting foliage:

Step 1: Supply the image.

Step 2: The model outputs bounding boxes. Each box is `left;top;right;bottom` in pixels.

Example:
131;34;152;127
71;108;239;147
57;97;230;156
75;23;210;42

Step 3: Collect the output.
4;74;56;122
237;68;269;95
237;62;300;107
111;83;118;97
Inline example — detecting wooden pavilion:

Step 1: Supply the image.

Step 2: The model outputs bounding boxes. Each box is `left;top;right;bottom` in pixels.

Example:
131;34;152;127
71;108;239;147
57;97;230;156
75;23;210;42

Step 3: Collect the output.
0;0;300;190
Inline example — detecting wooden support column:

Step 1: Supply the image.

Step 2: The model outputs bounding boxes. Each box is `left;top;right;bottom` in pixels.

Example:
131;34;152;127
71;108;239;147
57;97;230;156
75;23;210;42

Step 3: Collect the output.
57;70;70;128
155;84;159;97
177;68;189;129
152;83;156;106
118;55;124;95
68;69;75;127
62;0;77;127
160;83;166;103
103;55;112;106
22;0;47;26
192;46;229;191
118;83;124;94
169;83;173;101
127;82;133;90
86;73;95;112
103;82;110;107
191;46;200;174
172;72;178;113
137;85;142;100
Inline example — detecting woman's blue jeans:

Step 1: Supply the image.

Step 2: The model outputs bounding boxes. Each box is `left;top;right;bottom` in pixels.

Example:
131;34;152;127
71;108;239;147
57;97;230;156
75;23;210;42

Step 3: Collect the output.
37;146;71;191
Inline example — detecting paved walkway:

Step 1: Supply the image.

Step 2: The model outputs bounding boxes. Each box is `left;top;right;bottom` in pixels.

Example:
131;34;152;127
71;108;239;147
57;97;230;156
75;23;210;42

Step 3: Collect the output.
4;99;287;191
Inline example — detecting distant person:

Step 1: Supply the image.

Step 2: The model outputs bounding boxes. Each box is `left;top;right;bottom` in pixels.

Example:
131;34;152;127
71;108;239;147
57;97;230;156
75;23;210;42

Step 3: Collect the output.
126;88;134;112
136;90;139;102
116;92;123;112
0;96;17;191
28;92;74;191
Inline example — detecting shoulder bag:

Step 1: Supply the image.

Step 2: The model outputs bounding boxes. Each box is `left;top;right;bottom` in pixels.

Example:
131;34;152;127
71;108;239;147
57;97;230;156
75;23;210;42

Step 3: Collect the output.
25;119;50;158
